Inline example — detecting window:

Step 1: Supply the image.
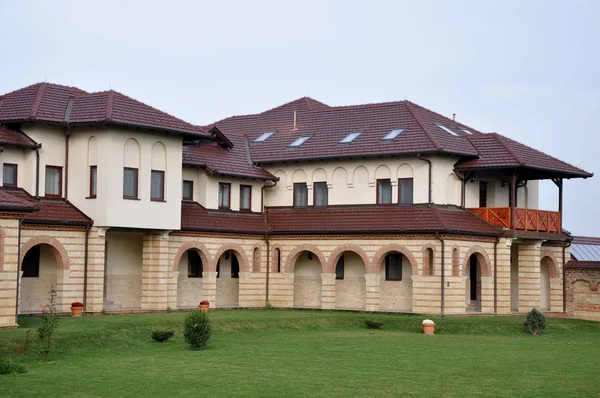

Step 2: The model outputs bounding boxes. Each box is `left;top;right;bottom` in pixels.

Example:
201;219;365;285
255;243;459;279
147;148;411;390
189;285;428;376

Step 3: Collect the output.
385;253;403;281
293;183;308;207
335;255;345;280
151;170;165;201
22;245;40;278
377;179;392;204
3;163;17;187
89;166;97;198
436;124;460;137
382;128;405;141
479;181;488;208
188;250;203;277
218;183;231;209
182;180;194;201
339;131;362;144
288;136;311;147
45;166;62;197
240;185;252;211
276;248;281;273
123;167;138;199
254;131;275;142
313;182;328;207
398;178;414;205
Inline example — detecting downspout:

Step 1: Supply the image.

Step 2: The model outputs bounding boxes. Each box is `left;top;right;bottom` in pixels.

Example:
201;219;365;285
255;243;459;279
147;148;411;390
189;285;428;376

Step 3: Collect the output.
434;232;445;316
493;237;499;315
83;221;93;313
562;237;572;313
65;127;70;200
261;179;278;306
417;154;432;207
14;218;23;324
35;144;42;199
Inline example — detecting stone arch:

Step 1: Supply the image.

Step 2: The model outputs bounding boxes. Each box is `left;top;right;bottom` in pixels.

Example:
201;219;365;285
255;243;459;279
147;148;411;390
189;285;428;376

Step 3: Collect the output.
172;242;212;272
422;244;436;276
20;236;69;271
326;244;370;274
284;244;327;274
212;243;250;273
461;246;492;278
451;246;460;276
369;244;418;274
540;250;559;278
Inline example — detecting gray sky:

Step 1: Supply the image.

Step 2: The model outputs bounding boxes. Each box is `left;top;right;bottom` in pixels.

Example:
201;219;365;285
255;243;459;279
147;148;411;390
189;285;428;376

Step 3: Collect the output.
1;0;598;235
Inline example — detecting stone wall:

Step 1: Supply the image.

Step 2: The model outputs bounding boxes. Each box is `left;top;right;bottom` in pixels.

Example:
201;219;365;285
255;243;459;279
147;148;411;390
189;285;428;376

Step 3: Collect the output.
566;264;600;321
0;217;21;328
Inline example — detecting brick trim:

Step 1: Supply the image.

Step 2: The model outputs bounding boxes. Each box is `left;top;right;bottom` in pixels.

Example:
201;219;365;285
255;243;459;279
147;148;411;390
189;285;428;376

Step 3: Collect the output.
212;243;250;273
461;246;492;278
172;242;211;272
451;245;461;277
540;250;560;278
369;244;418;275
325;244;370;274
284;244;327;273
422;244;436;276
20;236;70;270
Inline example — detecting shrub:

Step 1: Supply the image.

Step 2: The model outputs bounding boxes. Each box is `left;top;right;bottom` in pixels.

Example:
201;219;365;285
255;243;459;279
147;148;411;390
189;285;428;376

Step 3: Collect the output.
151;330;175;343
183;310;211;350
166;306;172;313
265;301;276;310
0;360;27;375
71;301;84;308
524;308;547;336
365;320;382;329
38;287;59;361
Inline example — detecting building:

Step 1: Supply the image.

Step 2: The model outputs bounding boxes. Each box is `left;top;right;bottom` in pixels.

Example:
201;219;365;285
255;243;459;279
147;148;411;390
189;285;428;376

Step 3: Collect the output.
0;82;594;328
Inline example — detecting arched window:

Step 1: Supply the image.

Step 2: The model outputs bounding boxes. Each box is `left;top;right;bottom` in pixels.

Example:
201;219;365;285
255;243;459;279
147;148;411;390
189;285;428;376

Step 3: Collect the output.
385;253;403;281
253;247;261;273
275;248;281;273
427;248;434;276
187;250;203;278
452;248;460;276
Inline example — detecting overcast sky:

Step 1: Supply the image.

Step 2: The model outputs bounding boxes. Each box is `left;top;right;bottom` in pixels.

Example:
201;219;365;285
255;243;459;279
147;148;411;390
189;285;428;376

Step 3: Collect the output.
1;0;598;235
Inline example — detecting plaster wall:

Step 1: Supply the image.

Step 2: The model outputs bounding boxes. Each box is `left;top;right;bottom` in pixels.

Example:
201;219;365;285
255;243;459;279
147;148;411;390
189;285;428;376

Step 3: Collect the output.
0;147;36;191
293;252;322;308
105;231;142;309
335;252;366;309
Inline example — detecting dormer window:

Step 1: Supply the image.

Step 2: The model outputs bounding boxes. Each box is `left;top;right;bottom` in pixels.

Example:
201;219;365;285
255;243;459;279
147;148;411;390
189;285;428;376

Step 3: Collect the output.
382;128;405;141
436;124;460;137
288;136;311;148
339;131;362;144
254;131;275;143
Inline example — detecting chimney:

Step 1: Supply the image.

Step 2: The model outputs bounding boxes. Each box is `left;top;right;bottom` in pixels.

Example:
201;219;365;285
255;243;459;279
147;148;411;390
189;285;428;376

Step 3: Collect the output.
452;113;456;121
293;111;297;130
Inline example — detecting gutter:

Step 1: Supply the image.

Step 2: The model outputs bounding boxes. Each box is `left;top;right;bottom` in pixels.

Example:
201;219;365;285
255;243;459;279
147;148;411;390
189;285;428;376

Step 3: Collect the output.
493;237;499;314
64;127;70;200
417;154;432;207
35;144;42;198
434;232;445;316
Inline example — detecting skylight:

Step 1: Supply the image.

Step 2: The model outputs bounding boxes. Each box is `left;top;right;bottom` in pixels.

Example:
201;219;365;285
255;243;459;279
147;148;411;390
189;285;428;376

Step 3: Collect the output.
339;131;362;144
254;131;275;142
288;136;311;148
382;128;405;141
436;124;460;137
461;128;472;135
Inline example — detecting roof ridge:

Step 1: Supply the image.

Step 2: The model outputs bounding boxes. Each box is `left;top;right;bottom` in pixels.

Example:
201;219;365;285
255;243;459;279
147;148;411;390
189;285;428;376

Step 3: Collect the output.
106;90;115;120
405;101;441;150
490;133;526;167
30;83;47;118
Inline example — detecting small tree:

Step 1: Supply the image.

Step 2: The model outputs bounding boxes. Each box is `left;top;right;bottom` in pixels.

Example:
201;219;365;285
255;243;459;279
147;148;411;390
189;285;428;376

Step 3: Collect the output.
38;287;59;361
183;309;211;350
524;308;547;336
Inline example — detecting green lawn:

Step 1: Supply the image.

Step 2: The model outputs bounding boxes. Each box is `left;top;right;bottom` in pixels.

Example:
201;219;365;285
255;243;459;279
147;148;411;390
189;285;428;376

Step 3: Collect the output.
1;310;599;397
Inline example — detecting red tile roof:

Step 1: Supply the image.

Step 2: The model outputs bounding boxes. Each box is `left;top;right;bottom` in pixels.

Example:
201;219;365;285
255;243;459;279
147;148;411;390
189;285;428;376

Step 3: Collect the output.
0;188;91;226
208;98;481;163
0;125;37;148
0;83;210;138
181;201;266;234
456;133;592;178
265;204;501;236
566;260;600;269
183;134;277;181
0;190;38;212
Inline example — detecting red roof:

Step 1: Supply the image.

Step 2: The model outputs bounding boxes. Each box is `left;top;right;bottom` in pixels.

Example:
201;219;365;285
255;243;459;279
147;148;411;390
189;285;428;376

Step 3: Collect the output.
456;133;592;178
0;125;37;148
181;201;266;233
572;236;600;245
0;83;210;138
1;188;91;226
208;98;481;163
0;190;38;212
265;204;501;236
183;134;276;181
566;260;600;269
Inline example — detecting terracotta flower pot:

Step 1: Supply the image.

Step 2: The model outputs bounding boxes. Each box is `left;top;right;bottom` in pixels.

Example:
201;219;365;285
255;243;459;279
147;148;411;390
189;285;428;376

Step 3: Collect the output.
71;306;83;317
199;303;209;313
422;323;435;335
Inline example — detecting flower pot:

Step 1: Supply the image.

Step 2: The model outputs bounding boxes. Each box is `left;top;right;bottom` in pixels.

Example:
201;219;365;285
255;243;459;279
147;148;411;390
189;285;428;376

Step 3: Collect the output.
199;304;209;313
71;306;83;317
422;323;435;335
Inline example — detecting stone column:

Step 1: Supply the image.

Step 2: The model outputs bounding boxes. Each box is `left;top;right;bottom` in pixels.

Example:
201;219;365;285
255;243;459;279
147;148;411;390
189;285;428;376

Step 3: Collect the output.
202;271;217;307
141;233;169;311
495;240;512;314
365;273;380;312
0;218;20;328
321;273;336;309
56;269;70;313
518;243;542;313
167;271;179;310
85;227;106;313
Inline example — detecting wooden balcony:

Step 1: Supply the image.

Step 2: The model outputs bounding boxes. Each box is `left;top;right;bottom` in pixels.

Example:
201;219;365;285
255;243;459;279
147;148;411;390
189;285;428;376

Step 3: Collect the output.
468;207;561;233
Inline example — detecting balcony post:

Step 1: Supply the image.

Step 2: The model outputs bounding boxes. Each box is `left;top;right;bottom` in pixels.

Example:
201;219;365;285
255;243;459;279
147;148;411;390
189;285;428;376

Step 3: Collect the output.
558;178;563;230
509;174;517;229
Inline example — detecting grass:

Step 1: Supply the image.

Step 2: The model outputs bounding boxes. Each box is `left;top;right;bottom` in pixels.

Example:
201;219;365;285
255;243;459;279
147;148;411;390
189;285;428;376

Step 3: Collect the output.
0;309;599;397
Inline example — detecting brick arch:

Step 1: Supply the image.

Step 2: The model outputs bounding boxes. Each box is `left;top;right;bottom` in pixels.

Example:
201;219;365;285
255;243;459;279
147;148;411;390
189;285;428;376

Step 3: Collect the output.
284;244;327;274
540;250;559;278
212;243;250;273
422;244;436;276
461;246;492;278
172;242;212;272
451;245;461;276
271;244;284;273
20;236;70;271
369;244;418;274
252;246;261;273
325;244;370;274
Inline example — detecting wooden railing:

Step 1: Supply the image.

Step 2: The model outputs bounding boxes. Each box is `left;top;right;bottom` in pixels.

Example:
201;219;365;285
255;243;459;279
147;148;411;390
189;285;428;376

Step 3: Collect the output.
468;207;561;233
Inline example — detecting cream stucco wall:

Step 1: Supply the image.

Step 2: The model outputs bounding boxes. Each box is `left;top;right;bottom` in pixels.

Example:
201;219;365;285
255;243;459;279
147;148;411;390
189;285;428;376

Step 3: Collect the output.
0;147;36;191
464;171;540;209
69;127;182;229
